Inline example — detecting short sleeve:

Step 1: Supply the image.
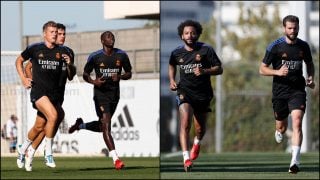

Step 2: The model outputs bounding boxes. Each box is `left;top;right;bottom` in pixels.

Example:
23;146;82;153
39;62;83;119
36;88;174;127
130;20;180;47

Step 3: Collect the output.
303;42;313;65
207;46;222;67
83;54;95;74
169;51;177;66
20;45;33;61
122;53;132;72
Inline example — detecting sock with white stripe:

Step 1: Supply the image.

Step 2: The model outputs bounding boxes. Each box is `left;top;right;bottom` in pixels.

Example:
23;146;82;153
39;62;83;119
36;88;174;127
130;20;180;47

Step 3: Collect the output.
182;151;190;162
109;150;119;163
20;138;32;154
45;137;53;156
290;145;301;166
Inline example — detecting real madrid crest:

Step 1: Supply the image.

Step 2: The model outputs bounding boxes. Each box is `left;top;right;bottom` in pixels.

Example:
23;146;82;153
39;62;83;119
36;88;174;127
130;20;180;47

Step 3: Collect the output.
281;53;287;59
195;54;201;61
56;53;61;59
38;53;44;59
116;59;121;66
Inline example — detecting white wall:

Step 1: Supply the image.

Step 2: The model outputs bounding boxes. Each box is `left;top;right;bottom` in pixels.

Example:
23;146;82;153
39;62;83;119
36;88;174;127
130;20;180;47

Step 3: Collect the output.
23;79;159;157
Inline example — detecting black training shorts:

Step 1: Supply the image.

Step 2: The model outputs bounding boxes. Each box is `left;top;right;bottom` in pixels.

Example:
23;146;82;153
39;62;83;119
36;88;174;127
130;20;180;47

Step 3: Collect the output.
93;95;119;119
176;89;212;113
272;91;306;120
30;88;60;110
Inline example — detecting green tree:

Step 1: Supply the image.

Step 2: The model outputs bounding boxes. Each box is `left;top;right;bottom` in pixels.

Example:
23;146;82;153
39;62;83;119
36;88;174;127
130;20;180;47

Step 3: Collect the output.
225;2;282;62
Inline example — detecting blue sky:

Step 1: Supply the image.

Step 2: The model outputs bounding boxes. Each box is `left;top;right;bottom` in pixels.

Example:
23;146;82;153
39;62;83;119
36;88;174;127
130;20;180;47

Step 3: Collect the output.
1;1;148;51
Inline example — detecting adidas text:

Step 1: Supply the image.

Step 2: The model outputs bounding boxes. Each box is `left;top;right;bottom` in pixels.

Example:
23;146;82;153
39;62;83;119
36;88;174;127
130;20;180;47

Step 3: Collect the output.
111;128;139;141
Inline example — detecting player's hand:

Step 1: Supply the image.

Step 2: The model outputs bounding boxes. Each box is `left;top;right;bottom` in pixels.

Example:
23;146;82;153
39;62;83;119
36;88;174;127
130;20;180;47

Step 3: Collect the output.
22;77;33;89
170;80;178;91
306;76;315;89
193;67;204;76
92;77;106;87
62;54;71;64
111;73;120;82
277;64;289;76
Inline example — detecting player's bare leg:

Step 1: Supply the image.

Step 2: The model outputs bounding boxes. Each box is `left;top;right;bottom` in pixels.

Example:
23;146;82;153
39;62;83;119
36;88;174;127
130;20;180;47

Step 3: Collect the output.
30;115;47;149
53;105;65;135
25;105;65;170
275;119;287;143
24;115;46;171
179;103;193;172
35;96;58;168
27;115;47;142
101;113;115;150
28;106;64;153
17;114;46;170
288;110;303;173
191;112;207;160
101;113;124;170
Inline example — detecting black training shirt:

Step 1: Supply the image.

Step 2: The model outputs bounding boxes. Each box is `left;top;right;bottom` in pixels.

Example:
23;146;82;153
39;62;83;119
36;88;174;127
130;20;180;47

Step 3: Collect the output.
169;42;222;101
21;42;70;97
262;36;313;98
84;48;132;99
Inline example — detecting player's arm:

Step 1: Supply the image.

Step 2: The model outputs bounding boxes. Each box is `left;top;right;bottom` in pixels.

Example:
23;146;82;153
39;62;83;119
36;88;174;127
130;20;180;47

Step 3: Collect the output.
66;59;77;81
66;49;77;80
259;47;289;77
259;62;288;77
83;59;105;87
25;61;33;79
168;64;178;91
62;53;76;80
67;64;77;80
195;47;223;76
15;55;32;88
119;58;132;80
83;71;93;83
304;44;315;89
120;71;131;80
195;65;223;76
83;71;105;87
115;53;132;81
209;65;223;75
305;61;315;89
111;71;131;81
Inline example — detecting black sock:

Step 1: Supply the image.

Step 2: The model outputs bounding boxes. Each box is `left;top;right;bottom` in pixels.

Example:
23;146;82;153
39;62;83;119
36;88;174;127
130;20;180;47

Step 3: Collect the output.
84;121;102;132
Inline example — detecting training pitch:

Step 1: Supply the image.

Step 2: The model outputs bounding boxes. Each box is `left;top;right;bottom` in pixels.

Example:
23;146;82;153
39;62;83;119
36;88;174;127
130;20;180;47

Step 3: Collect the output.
1;156;159;179
160;152;319;179
1;153;319;179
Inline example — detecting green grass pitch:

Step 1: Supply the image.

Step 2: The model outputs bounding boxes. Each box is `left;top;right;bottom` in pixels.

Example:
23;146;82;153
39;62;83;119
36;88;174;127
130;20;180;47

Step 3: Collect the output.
160;152;319;179
1;152;319;179
1;156;159;179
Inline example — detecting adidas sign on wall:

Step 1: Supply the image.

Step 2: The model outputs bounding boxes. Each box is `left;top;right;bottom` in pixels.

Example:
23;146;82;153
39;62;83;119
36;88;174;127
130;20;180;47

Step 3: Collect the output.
24;79;159;157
